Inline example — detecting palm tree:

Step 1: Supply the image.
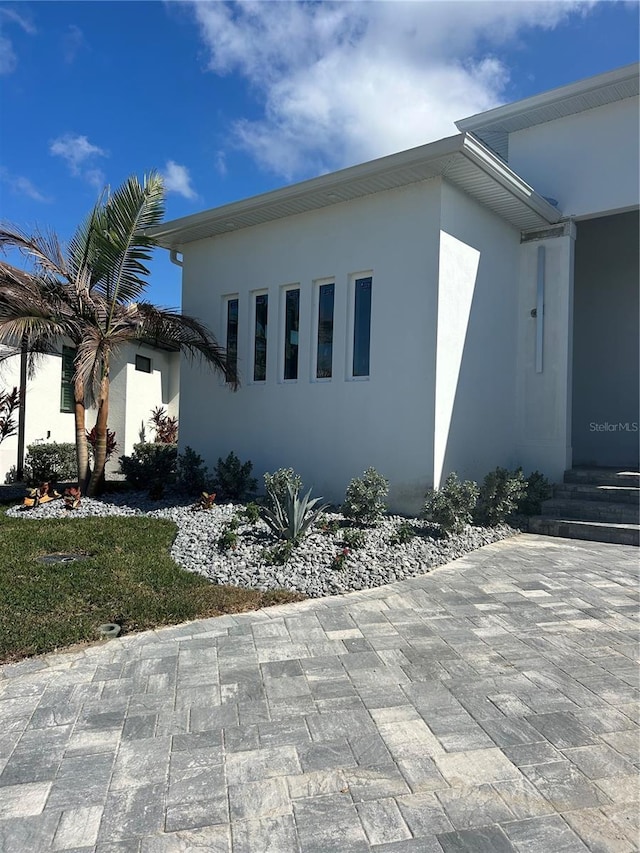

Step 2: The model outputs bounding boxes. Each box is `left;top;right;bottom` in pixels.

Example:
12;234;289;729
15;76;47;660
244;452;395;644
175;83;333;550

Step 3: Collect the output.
0;173;237;495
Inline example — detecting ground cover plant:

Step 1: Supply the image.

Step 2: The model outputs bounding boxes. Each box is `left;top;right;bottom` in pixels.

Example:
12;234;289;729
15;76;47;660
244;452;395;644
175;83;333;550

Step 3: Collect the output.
0;511;302;663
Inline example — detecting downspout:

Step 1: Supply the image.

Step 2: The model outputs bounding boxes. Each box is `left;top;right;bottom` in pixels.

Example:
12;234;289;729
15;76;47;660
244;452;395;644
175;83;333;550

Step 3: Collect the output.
16;336;27;480
169;249;183;268
535;245;545;373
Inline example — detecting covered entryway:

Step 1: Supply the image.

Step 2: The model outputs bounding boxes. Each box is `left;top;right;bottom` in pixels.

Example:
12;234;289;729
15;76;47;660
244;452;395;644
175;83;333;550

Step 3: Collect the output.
572;210;639;468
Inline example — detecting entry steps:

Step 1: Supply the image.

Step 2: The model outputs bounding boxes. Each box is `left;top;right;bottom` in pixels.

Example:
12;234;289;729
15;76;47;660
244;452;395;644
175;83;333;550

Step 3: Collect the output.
529;467;640;546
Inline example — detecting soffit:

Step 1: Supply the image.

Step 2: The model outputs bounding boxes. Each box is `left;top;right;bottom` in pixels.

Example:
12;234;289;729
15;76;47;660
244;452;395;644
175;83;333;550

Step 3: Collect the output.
456;63;639;159
149;134;561;249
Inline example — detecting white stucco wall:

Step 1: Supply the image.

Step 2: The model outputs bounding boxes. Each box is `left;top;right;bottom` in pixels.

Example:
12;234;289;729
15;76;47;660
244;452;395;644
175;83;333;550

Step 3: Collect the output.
508;96;640;218
515;227;576;481
435;182;521;486
179;180;443;513
572;211;639;467
0;342;179;482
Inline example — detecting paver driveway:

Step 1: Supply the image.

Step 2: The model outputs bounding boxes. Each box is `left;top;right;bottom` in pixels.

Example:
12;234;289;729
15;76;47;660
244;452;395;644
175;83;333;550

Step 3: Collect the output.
0;533;638;853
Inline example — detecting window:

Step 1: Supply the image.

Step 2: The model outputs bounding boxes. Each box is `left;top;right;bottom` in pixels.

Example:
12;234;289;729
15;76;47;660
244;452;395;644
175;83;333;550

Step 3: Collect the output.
225;298;239;383
253;293;268;381
135;354;152;373
316;283;334;379
352;276;372;377
60;346;75;413
284;288;300;380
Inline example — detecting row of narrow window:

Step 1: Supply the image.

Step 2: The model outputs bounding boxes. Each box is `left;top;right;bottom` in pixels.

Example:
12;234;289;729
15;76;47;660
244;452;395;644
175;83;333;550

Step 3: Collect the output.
225;277;372;384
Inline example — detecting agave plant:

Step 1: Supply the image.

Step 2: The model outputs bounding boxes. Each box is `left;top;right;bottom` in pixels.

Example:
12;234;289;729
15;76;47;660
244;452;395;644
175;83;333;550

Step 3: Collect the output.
260;483;327;544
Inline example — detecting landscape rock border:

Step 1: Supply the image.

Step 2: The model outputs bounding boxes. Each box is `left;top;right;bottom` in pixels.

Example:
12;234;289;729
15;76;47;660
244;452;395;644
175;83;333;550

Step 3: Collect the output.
6;493;516;598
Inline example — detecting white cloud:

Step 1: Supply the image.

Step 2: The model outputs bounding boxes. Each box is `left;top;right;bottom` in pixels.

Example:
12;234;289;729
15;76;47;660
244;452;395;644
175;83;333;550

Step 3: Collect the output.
191;0;594;179
62;24;86;65
162;160;197;199
49;133;107;186
0;7;36;75
0;168;51;202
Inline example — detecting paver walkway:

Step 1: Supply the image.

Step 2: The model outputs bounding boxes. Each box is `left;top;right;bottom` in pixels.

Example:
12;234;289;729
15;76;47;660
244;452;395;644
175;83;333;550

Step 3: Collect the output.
0;534;638;853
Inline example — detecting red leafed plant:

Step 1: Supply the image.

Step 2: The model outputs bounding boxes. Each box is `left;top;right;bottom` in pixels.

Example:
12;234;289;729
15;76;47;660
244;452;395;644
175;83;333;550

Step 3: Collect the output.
64;487;82;510
86;426;118;460
149;407;179;444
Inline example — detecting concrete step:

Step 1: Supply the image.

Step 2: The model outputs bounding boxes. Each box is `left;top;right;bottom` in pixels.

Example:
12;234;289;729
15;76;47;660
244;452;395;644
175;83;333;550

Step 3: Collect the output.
564;467;640;488
529;516;639;547
554;483;640;505
541;498;640;525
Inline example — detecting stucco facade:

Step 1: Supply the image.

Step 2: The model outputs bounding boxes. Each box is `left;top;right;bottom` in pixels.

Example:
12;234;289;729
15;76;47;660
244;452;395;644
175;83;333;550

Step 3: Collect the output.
151;63;639;514
0;342;180;483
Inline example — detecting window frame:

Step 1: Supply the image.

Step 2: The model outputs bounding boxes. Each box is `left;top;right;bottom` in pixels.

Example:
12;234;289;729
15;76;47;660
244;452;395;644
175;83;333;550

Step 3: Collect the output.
312;278;335;382
347;273;373;380
280;283;301;383
223;295;239;384
134;354;152;374
250;289;269;383
60;345;76;413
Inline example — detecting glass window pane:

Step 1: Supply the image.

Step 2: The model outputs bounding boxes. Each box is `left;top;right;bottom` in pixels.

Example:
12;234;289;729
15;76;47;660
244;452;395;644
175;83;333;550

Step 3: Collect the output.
316;283;334;379
353;277;372;377
60;346;75;412
226;298;238;383
284;289;300;381
254;293;268;381
135;354;152;373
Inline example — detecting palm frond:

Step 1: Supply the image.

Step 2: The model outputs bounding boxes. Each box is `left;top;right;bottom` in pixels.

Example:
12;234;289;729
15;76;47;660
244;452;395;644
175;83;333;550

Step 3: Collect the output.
92;173;165;309
0;225;68;280
134;302;239;388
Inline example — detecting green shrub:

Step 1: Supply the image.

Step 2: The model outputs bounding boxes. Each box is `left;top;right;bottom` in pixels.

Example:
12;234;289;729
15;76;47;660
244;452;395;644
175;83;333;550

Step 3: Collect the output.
241;502;261;524
119;443;177;493
24;442;77;485
217;524;239;552
263;541;295;565
261;483;327;543
518;470;552;516
423;473;479;535
213;452;257;501
342;467;389;525
263;467;303;511
341;528;365;549
389;521;416;546
176;446;208;495
475;467;528;526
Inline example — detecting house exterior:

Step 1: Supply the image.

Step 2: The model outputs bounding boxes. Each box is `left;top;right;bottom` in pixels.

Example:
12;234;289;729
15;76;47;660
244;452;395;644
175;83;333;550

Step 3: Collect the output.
0;341;180;483
150;63;639;514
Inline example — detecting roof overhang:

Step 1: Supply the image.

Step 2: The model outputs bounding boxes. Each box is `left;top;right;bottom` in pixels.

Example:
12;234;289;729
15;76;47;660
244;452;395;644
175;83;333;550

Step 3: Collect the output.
148;133;562;250
456;63;639;160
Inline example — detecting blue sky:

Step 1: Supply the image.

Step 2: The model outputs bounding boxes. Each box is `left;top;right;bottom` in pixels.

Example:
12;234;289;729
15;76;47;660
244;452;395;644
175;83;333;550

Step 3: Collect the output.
0;1;638;308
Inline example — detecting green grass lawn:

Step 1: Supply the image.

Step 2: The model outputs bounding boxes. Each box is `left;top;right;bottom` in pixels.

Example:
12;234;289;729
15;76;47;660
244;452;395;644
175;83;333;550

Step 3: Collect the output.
0;512;304;663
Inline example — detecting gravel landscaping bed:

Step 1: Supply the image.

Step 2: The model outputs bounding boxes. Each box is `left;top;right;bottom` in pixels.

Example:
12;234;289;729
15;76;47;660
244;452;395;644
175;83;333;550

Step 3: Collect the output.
6;492;516;597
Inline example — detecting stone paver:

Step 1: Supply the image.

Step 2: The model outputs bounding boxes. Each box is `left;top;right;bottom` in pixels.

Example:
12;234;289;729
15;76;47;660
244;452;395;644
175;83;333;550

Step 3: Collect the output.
0;534;638;851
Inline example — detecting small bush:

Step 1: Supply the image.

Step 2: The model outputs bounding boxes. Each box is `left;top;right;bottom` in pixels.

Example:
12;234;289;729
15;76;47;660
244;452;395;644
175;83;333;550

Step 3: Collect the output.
241;502;261;524
341;528;365;549
213;452;257;501
217;524;239;552
263;541;295;565
389;521;416;546
86;427;117;463
24;442;77;485
475;467;528;527
263;467;303;511
423;473;479;536
342;467;389;525
119;443;177;493
518;470;552;516
177;446;208;495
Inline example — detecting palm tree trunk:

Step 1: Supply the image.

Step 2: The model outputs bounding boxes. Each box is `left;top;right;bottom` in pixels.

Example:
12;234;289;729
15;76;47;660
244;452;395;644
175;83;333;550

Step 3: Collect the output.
87;365;110;497
74;376;91;492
